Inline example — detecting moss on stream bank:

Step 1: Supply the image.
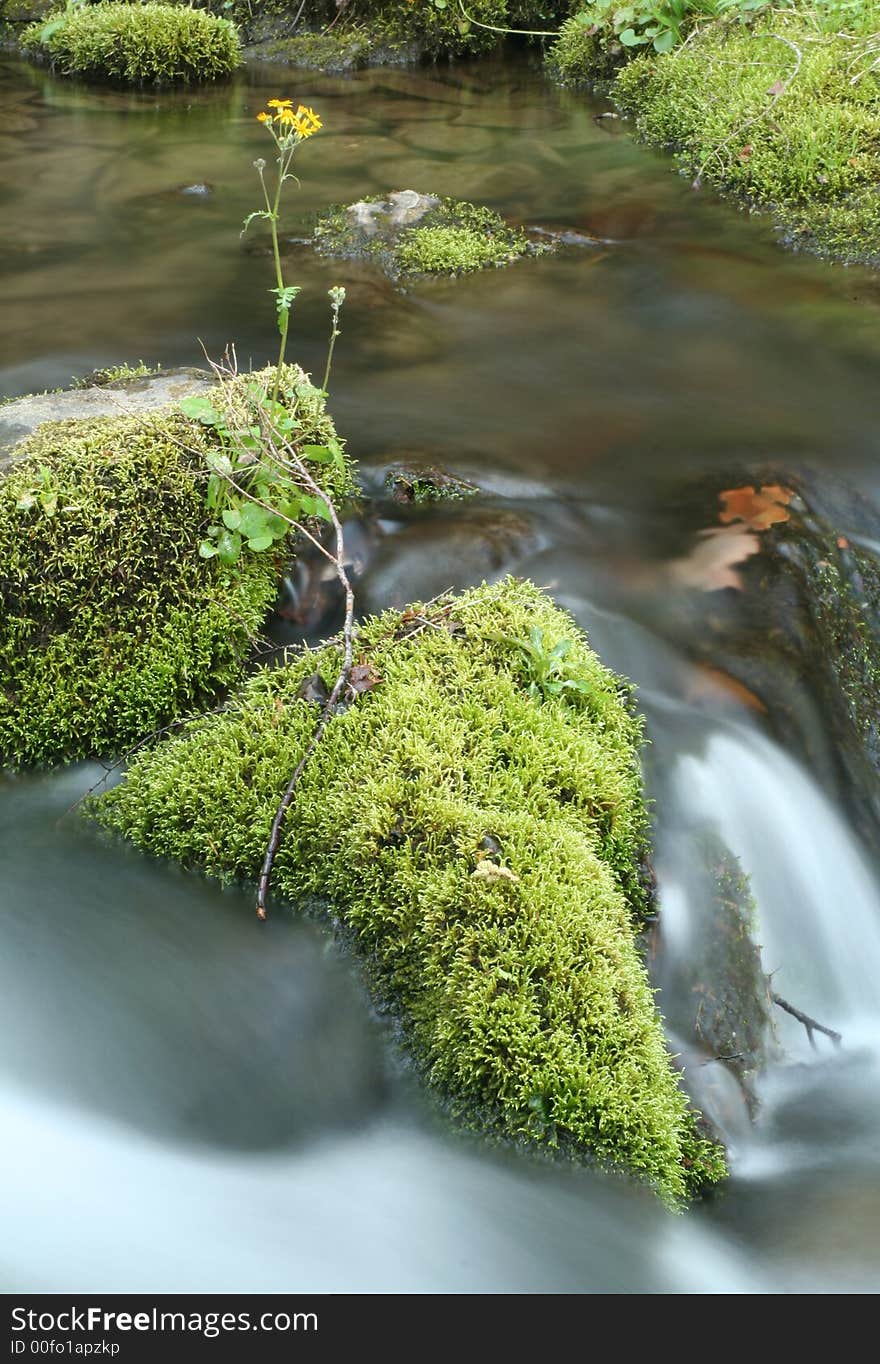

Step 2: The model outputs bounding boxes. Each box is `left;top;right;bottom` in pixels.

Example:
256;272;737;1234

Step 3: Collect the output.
550;5;880;266
95;577;725;1204
236;0;571;65
21;2;242;85
0;365;354;767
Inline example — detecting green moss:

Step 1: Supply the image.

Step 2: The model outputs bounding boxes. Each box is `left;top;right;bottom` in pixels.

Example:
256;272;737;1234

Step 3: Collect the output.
95;577;725;1203
612;8;880;263
0;365;355;767
1;0;55;25
21;2;242;85
248;28;373;71
396;224;518;273
237;0;570;61
314;194;534;279
547;13;622;86
73;362;160;389
385;463;480;504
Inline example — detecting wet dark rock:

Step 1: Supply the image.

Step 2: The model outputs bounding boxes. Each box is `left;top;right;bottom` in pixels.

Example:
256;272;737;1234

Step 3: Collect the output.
648;836;776;1136
384;460;480;505
685;468;880;842
359;505;538;613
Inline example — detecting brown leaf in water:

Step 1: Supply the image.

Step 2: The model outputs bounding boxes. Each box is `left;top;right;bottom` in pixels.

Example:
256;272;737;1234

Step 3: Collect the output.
349;663;382;694
718;483;793;531
687;664;768;714
667;526;761;592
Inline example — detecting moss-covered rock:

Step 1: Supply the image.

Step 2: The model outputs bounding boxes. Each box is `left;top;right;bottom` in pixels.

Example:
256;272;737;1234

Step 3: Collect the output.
314;191;537;280
237;0;571;63
654;836;775;1117
245;28;375;72
609;9;880;266
384;461;480;505
21;2;242;85
95;577;725;1203
0;365;355;767
546;12;623;87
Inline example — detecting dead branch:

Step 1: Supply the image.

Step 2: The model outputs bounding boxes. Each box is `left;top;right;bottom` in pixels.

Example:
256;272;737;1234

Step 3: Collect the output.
772;993;842;1050
255;422;356;920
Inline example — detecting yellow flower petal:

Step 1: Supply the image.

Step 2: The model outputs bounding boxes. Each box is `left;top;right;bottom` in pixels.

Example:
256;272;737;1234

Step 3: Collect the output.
256;111;271;123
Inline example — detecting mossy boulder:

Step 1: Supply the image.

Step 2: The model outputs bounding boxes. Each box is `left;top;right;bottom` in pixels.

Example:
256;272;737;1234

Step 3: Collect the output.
95;577;725;1204
384;461;480;506
237;0;571;63
313;192;537;281
652;836;775;1119
610;9;880;266
245;29;375;73
21;2;242;85
0;365;355;767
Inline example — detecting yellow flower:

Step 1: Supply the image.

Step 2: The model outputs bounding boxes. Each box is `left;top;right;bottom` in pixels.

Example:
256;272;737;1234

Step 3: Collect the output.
277;107;297;125
296;104;322;133
256;111;271;123
267;98;293;109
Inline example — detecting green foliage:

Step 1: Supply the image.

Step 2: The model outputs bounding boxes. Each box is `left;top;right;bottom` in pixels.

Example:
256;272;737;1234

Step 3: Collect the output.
179;377;350;567
581;0;766;55
236;0;572;61
21;2;242;84
614;7;880;243
0;365;354;766
95;578;725;1204
504;627;595;702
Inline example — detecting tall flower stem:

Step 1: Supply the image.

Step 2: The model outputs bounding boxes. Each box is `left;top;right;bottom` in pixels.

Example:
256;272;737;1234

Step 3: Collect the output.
247;100;323;403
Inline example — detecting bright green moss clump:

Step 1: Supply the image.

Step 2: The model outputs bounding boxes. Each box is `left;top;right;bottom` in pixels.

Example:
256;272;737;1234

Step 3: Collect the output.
612;8;880;264
96;578;725;1203
396;224;523;274
22;2;242;85
0;365;354;766
315;194;534;280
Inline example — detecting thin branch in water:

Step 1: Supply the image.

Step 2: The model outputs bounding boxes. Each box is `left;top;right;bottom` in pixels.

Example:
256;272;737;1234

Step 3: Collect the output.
256;418;356;921
772;993;842;1050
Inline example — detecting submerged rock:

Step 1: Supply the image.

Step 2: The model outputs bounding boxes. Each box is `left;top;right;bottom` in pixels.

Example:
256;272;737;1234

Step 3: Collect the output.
313;192;541;281
0;365;355;766
661;470;880;842
651;837;776;1123
359;506;538;612
94;578;725;1204
383;460;480;506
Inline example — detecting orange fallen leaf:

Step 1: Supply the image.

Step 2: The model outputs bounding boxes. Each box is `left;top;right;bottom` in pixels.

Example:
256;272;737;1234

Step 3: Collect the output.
687;663;768;714
718;483;793;531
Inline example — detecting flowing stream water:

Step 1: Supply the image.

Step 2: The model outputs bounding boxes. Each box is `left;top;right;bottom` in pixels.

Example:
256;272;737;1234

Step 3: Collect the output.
2;48;879;1293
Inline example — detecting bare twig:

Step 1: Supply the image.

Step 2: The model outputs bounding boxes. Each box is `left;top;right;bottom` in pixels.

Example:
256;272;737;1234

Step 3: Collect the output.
56;702;233;823
255;421;356;920
772;993;842;1050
